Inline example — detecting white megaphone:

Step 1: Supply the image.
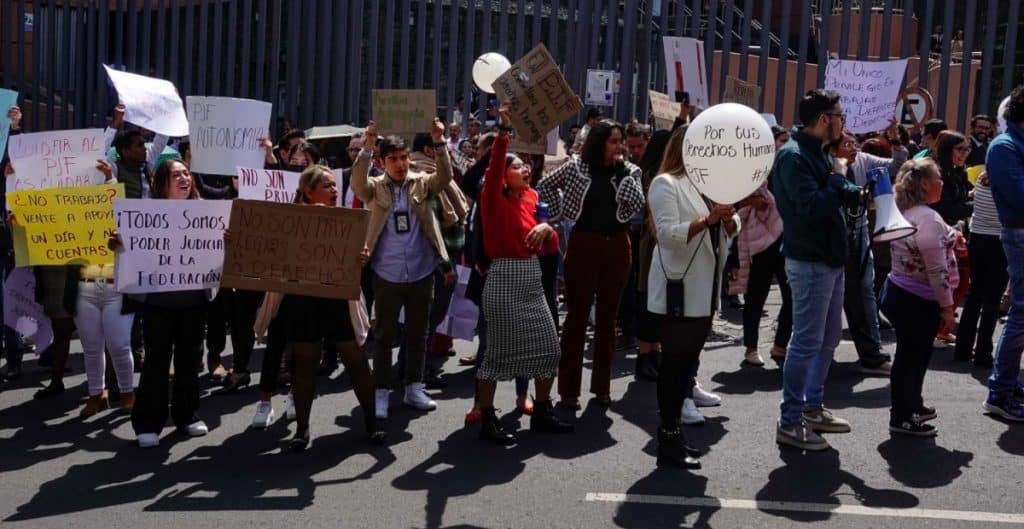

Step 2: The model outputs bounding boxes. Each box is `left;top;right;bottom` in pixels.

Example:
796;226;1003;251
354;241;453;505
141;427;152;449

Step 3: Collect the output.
867;166;917;243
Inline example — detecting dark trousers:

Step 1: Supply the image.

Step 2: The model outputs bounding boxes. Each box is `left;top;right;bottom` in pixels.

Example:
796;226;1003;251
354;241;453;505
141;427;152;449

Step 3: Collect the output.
257;313;289;393
540;251;560;331
559;230;631;399
742;239;792;349
658;316;712;426
373;273;434;388
131;305;205;434
204;289;262;372
617;227;641;339
955;233;1009;361
881;280;940;423
844;228;890;367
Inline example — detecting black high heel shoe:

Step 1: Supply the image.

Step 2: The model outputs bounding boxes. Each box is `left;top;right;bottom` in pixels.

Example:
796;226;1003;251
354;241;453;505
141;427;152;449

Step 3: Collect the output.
290;428;310;452
656;427;701;469
215;372;251;395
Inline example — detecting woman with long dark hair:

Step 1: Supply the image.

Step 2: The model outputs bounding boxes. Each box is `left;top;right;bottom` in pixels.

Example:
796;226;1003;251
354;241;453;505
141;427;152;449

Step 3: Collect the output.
473;106;573;444
538;119;644;408
113;160;210;448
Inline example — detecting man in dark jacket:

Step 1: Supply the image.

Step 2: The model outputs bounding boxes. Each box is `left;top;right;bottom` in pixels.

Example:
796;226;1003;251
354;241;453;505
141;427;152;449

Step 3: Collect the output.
773;89;866;451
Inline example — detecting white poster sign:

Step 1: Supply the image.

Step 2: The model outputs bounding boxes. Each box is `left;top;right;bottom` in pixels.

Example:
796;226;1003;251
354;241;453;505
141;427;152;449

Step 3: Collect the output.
6;129;106;191
236;166;301;203
186;96;271;176
824;58;908;134
3;268;53;351
585;70;616;107
103;65;190;137
113;199;232;293
662;37;709;108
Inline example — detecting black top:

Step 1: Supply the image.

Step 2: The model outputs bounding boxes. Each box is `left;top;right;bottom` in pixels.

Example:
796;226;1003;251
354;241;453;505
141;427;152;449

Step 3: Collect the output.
574;164;627;234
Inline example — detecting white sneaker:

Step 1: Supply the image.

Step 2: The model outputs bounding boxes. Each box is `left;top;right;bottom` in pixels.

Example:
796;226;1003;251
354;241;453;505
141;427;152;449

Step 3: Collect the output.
375;389;390;419
681;398;706;425
285;393;297;420
743;348;765;366
692;383;722;407
252;401;275;428
184;420;209;437
137;432;160;448
402;383;437;411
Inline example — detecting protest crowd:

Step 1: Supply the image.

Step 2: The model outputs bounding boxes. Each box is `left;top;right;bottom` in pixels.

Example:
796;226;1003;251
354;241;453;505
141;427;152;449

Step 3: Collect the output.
2;50;1024;472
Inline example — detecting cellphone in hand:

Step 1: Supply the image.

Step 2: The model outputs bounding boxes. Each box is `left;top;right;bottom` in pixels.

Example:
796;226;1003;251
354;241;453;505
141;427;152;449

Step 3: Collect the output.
675;91;690;106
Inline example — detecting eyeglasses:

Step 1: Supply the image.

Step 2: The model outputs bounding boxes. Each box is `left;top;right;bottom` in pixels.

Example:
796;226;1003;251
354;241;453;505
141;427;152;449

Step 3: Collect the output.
825;112;847;124
954;145;971;153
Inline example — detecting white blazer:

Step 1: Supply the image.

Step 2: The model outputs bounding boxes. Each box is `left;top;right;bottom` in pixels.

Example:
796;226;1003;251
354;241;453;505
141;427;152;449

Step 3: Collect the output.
647;174;740;317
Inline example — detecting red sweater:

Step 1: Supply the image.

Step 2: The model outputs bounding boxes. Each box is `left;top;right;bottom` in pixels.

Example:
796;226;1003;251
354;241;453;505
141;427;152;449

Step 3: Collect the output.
481;134;559;259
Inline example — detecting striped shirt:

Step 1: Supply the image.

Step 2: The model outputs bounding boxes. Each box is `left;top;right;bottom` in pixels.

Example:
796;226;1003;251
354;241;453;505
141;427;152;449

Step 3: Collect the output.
970;183;1002;236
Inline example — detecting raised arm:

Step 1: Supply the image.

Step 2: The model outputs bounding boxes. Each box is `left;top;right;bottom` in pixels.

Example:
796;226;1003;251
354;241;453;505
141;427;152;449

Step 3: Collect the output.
351;121;377;203
425;118;453;196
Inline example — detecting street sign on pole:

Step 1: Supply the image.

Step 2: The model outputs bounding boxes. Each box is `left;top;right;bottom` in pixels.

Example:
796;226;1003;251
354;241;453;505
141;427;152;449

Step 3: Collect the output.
894;87;934;133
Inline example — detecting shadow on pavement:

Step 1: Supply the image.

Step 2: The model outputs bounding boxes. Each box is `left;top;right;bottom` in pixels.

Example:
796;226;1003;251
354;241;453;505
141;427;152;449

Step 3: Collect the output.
876;437;973;488
755;449;918;522
613;468;715;528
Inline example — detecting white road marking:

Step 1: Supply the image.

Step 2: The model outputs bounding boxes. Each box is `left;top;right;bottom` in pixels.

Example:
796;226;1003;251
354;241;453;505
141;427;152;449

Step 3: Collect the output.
585;493;1024;524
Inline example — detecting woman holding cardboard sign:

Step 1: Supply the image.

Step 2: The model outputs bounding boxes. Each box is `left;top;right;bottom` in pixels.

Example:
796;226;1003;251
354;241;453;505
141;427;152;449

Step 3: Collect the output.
272;164;381;451
110;160;211;448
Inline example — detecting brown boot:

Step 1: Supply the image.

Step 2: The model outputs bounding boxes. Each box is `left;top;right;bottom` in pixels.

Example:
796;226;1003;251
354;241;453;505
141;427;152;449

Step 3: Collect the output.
80;390;109;418
119;391;136;413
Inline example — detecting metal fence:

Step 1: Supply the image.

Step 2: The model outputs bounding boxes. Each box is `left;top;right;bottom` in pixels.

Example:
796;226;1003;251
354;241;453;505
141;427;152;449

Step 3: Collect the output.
1;0;1021;135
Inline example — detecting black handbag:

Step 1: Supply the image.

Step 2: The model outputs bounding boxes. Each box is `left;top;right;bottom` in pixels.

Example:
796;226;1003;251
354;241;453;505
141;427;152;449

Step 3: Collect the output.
657;231;705;318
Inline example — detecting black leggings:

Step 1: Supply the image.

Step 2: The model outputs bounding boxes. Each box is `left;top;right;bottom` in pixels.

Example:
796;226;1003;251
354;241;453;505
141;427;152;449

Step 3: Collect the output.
657;315;712;426
742;239;792;349
205;289;262;372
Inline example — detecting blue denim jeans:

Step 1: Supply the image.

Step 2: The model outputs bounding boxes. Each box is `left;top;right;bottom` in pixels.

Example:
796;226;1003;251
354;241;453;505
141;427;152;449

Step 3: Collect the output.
988;228;1024;399
780;259;845;426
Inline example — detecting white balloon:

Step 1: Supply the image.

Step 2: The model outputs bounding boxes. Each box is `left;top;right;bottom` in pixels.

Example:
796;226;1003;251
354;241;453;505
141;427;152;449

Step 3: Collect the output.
682;103;776;205
472;53;512;94
998;95;1010;134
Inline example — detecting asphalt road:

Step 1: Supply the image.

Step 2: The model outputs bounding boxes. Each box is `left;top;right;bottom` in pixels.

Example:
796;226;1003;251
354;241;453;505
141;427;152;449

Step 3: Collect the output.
1;297;1022;529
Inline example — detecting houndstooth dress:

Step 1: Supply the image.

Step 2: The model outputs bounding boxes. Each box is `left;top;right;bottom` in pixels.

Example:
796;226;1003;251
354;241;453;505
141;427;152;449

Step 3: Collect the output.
479;256;560;381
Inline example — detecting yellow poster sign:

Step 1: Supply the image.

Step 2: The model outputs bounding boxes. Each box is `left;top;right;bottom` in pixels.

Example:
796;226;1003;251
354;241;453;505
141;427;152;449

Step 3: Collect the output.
8;183;124;266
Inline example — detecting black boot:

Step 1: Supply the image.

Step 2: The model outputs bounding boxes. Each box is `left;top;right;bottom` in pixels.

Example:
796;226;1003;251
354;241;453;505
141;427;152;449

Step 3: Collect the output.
530;399;574;433
480;407;517;445
656;426;701;469
635;352;660;381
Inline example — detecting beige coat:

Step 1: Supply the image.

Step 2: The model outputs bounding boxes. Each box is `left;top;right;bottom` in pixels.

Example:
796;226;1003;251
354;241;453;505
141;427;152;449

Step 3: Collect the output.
409;151;470;228
351;147;453;261
647;174;740;318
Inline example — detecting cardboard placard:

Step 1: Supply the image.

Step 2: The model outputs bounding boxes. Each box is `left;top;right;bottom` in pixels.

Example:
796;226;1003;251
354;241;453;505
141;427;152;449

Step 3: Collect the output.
824;58;908;134
509;127;560;156
493;43;583;144
221;200;369;300
236;166;301;203
103;66;190;137
186;96;272;176
371;89;436;139
8;183;124;266
6;128;106;191
113;199;233;293
723;76;763;110
649;90;681;130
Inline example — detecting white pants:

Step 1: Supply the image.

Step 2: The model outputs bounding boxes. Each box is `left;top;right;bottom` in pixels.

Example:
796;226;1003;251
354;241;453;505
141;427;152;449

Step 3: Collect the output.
74;281;135;395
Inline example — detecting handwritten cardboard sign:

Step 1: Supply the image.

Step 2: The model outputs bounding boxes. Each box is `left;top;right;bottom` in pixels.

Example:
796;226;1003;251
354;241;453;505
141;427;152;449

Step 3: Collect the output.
723;76;762;110
649;90;681;130
371;89;436;139
236;166;301;203
186;96;271;176
113;199;232;293
824;59;908;134
509;127;560;156
103;66;190;137
8;183;124;266
493;43;583;144
0;88;18;154
3;268;53;352
221;200;369;300
6;129;106;191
